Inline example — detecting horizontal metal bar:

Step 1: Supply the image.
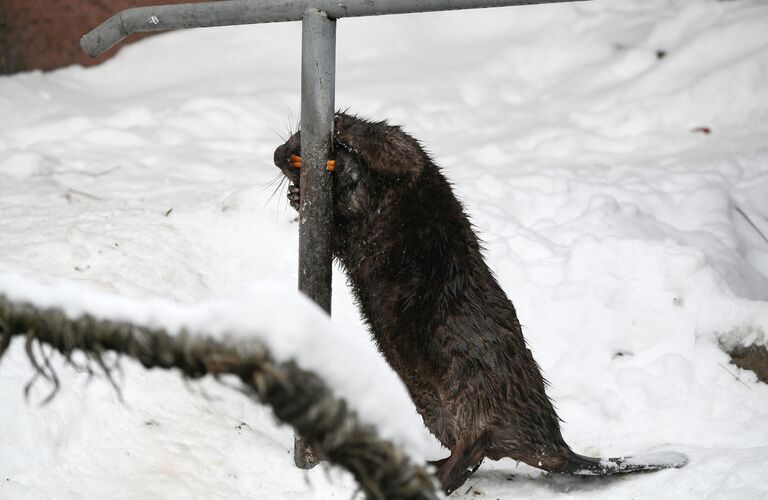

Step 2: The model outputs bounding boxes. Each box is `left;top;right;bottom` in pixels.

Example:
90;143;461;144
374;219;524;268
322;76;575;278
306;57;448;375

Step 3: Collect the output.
81;0;590;57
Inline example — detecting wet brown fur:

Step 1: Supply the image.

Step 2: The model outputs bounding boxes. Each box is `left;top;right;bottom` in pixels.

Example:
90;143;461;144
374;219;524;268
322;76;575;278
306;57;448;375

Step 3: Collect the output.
274;113;680;494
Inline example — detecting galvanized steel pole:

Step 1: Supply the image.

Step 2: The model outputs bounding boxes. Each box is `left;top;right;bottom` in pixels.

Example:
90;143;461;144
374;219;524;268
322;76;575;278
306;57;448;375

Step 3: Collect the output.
294;8;336;469
299;9;335;316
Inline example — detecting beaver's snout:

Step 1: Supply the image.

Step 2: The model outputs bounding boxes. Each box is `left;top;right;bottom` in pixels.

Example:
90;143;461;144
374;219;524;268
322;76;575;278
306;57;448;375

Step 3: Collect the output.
273;141;301;184
273;141;288;167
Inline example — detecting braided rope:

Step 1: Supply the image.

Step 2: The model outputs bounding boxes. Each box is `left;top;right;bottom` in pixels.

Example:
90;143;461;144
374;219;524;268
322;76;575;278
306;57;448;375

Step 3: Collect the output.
0;294;440;500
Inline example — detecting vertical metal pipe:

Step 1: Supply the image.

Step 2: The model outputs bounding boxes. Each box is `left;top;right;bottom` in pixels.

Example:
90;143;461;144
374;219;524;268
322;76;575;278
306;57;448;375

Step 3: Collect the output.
295;7;336;469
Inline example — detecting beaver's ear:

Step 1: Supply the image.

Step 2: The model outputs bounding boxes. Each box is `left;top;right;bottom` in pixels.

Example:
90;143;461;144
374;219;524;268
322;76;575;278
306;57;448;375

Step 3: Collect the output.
334;113;427;178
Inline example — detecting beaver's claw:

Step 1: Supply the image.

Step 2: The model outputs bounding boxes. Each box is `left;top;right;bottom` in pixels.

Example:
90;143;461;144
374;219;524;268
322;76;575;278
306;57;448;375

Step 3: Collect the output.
288;184;300;211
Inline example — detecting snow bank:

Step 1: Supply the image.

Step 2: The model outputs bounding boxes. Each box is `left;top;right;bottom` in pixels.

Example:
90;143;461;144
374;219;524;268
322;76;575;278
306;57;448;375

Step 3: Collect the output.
0;271;441;462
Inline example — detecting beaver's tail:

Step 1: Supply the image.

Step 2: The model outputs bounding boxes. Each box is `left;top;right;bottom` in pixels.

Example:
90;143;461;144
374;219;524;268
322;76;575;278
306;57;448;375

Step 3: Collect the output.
560;450;688;476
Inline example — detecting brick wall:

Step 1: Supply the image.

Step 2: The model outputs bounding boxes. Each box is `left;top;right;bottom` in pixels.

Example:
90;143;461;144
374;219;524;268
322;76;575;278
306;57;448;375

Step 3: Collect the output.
0;0;200;74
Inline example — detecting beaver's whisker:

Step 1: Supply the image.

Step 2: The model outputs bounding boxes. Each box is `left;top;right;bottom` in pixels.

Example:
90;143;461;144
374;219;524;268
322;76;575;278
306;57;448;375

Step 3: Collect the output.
268;126;287;142
259;173;284;193
269;175;288;205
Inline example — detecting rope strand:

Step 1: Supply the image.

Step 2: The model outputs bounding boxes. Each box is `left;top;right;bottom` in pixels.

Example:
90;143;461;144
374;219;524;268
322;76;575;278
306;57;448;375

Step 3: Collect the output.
0;294;439;500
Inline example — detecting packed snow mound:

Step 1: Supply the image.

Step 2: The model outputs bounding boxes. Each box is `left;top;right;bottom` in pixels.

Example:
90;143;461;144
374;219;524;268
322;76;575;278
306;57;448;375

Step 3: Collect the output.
1;0;768;499
0;271;439;461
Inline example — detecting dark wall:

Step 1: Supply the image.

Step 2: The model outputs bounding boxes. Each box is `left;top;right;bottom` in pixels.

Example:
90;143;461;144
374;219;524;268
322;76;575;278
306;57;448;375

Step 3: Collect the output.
0;0;199;74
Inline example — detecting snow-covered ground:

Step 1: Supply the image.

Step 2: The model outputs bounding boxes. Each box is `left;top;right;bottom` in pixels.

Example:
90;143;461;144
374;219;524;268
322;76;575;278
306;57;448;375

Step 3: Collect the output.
2;0;768;498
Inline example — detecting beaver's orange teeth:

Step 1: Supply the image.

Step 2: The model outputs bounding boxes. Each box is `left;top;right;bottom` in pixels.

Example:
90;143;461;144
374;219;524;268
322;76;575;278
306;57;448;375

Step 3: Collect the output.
290;154;302;169
327;159;336;172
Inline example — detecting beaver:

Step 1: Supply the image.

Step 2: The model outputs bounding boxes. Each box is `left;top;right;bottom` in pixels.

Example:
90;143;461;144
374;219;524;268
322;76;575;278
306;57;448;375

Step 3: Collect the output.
273;113;686;494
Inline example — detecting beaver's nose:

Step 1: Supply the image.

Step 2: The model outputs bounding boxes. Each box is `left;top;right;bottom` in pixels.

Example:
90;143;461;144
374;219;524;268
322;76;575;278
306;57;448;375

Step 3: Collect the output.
273;143;288;167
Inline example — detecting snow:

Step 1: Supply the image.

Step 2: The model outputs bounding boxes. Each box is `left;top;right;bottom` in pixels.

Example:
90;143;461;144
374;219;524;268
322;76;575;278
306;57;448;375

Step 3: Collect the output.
0;272;439;462
1;0;768;498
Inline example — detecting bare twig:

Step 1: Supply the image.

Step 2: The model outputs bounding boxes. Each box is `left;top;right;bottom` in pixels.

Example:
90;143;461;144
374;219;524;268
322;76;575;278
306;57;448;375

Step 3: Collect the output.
734;205;768;248
718;362;751;390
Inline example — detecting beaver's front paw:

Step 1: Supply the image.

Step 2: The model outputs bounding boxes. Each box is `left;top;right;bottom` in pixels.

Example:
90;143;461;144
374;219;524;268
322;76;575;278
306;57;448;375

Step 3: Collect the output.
288;184;300;211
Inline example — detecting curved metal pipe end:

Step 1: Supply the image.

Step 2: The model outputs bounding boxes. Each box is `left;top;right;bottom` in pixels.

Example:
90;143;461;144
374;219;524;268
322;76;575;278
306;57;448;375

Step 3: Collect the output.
80;13;126;58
